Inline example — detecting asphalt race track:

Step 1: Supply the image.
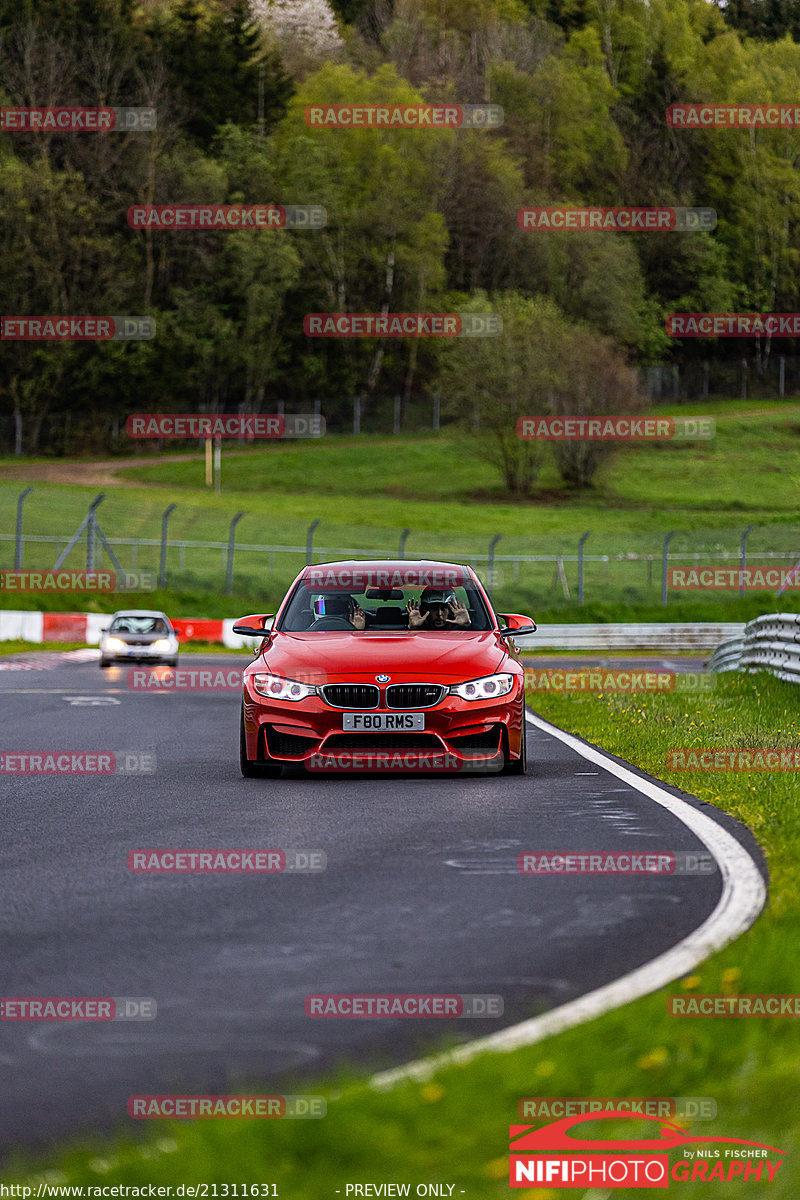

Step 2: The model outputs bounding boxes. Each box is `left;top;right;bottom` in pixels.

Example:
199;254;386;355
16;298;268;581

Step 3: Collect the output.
0;654;765;1153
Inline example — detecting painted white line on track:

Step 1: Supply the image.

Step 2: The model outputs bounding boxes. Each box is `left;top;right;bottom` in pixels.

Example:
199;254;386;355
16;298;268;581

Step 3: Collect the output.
370;708;766;1090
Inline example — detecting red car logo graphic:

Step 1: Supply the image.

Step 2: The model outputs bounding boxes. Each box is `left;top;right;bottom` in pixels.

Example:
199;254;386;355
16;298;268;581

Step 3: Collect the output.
510;1113;785;1189
510;1110;783;1154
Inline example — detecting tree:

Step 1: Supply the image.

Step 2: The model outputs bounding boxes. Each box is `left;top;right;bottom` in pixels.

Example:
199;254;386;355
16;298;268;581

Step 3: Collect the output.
437;291;572;496
550;325;645;486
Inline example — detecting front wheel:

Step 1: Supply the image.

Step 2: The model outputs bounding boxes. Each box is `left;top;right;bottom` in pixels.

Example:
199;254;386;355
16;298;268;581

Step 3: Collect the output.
240;707;282;778
502;712;527;775
99;658;111;669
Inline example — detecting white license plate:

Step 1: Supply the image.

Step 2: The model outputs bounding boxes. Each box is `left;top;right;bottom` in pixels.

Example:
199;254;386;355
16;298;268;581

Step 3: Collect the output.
342;712;425;731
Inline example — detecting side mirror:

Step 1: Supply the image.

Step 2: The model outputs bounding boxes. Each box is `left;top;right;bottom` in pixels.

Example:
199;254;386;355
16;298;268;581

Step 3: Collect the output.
232;613;274;636
497;612;537;637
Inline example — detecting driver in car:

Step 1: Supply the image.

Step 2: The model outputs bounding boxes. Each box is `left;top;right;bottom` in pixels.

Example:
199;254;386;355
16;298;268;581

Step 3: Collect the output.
406;588;471;629
313;593;366;629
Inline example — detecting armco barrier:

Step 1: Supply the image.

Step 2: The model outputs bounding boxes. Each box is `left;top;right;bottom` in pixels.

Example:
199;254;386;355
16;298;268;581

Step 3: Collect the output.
1;612;741;652
707;612;800;683
519;622;743;652
0;611;262;650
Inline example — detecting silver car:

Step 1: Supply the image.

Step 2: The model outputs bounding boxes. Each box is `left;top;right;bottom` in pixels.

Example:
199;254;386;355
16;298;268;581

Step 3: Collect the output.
99;610;179;669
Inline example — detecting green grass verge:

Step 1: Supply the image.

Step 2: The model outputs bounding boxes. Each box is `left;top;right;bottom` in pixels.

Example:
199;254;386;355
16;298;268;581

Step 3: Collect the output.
2;671;797;1195
3;402;800;622
0;640;250;655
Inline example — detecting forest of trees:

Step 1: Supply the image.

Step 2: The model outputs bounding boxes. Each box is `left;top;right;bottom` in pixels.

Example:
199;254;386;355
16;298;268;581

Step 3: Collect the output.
2;0;800;456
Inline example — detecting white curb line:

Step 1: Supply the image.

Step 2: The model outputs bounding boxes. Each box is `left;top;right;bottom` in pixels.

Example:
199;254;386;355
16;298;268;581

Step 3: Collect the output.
370;710;767;1090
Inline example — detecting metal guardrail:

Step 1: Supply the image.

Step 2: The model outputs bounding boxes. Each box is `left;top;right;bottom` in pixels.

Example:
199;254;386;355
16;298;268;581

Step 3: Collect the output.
707;613;800;683
520;622;745;652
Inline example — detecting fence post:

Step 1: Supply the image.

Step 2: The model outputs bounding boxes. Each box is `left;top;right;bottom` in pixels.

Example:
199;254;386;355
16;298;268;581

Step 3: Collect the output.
662;530;676;605
741;358;747;400
306;519;320;565
353;395;361;435
577;530;590;605
225;511;246;597
740;524;754;596
213;436;221;494
14;487;32;570
393;394;401;435
86;496;106;572
159;503;177;588
433;392;440;432
398;528;410;559
488;533;501;600
779;357;785;398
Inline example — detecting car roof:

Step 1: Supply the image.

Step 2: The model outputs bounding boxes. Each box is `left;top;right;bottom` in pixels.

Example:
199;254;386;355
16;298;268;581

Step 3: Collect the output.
300;559;473;576
109;609;171;619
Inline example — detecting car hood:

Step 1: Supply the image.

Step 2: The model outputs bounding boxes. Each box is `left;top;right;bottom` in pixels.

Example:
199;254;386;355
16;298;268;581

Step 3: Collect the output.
254;630;509;683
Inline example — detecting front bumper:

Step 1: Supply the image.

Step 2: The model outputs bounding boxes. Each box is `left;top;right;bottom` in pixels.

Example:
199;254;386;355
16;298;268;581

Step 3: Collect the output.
101;643;177;661
241;676;524;771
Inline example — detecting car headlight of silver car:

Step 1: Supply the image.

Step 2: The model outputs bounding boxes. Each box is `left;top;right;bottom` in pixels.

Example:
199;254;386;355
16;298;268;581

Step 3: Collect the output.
252;674;317;701
103;636;126;651
449;673;514;701
152;638;173;653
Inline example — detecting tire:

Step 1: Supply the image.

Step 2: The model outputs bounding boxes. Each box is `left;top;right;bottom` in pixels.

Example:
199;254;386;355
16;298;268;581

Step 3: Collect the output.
167;658;178;668
99;658;111;669
240;707;282;778
502;711;527;775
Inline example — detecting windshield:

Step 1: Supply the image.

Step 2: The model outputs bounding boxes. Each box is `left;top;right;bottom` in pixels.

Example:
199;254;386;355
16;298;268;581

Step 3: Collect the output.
110;616;170;635
278;583;493;632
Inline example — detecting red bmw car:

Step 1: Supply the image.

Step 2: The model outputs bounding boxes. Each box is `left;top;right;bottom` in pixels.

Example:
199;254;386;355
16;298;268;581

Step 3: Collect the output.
233;559;536;777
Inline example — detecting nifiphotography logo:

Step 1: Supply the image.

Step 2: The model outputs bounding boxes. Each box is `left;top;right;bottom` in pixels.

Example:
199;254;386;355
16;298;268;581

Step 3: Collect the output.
509;1112;785;1188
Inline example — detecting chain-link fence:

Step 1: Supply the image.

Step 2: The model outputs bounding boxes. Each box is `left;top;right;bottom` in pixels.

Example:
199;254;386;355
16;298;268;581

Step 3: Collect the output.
3;485;799;611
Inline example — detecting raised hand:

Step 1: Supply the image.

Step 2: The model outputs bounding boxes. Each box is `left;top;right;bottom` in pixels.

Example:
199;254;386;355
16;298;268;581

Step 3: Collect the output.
448;601;470;626
406;598;428;628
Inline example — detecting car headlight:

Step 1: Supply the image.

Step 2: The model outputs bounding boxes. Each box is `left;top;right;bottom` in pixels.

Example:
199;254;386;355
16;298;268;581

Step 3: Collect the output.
152;638;173;652
252;674;317;702
104;637;126;651
450;673;515;701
